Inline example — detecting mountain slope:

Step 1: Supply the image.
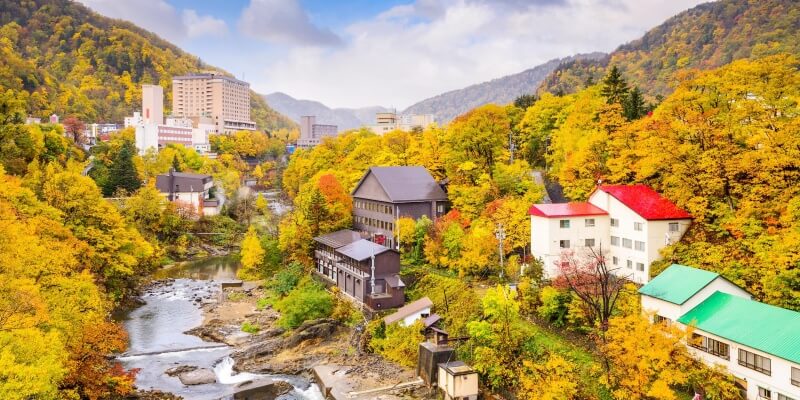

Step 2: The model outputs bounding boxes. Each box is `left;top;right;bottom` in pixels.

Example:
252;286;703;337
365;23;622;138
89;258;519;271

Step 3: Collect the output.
264;92;389;131
538;0;800;97
402;53;605;123
0;0;295;130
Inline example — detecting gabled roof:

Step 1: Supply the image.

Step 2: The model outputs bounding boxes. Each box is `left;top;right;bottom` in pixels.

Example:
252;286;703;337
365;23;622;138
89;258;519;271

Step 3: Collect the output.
352;166;447;203
528;202;608;218
596;184;692;220
336;239;392;261
638;264;721;305
155;172;212;193
383;297;433;325
678;291;800;365
313;229;363;248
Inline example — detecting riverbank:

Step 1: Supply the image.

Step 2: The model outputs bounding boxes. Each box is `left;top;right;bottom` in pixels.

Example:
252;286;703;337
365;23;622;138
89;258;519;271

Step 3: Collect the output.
189;281;432;399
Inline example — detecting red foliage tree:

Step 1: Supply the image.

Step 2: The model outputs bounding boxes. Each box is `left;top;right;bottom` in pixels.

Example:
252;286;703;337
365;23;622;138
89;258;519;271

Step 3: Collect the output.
62;116;86;144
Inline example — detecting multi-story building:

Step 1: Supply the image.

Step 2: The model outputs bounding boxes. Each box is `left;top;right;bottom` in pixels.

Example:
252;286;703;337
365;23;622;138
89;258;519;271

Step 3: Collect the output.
367;111;436;135
640;264;800;400
530;184;692;283
352;166;448;249
312;229;405;311
132;86;216;154
142;84;164;125
155;170;222;216
172;73;256;134
296;115;338;148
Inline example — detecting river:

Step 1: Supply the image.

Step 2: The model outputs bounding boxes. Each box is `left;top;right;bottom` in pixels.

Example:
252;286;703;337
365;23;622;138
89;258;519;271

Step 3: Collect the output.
116;256;324;400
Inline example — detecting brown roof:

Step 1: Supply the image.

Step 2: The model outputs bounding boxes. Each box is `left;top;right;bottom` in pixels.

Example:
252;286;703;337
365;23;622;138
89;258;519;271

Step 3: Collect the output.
336;239;392;261
383;296;433;325
155;172;212;193
313;229;364;248
352;166;447;203
384;274;405;288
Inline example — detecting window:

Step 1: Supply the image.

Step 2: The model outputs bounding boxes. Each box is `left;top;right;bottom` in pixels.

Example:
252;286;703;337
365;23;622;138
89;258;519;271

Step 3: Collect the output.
654;315;670;325
437;203;445;213
611;236;620;246
622;238;632;248
759;387;771;400
626;260;633;269
635;241;645;251
612;256;619;265
559;240;570;249
778;394;795;400
691;334;730;360
669;222;680;232
634;222;643;231
585;238;595;247
560;220;570;228
610;218;619;227
585;218;595;227
792;367;800;387
635;262;644;271
739;349;771;376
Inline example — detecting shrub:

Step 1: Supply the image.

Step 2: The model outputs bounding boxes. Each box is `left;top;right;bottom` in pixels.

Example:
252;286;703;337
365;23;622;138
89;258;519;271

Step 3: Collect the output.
330;287;364;327
369;321;424;368
266;262;303;297
241;321;259;334
274;278;333;329
537;286;571;327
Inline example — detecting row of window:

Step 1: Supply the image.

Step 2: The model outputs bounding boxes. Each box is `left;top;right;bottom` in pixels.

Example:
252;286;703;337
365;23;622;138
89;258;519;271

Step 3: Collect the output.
759;386;795;400
611;256;645;271
562;218;681;233
355;215;394;232
610;236;646;251
558;239;594;249
354;200;394;215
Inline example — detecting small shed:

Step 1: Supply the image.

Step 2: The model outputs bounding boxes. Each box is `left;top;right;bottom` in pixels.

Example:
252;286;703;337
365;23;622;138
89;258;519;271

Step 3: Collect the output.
383;296;433;327
437;361;478;400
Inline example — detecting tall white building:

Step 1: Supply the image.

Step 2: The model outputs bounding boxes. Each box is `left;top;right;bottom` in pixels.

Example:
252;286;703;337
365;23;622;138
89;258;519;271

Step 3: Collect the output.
640;264;800;400
142;84;164;125
529;184;692;284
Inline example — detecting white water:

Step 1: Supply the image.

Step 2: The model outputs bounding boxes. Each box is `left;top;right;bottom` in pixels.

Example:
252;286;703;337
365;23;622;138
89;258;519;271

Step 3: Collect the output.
213;357;265;384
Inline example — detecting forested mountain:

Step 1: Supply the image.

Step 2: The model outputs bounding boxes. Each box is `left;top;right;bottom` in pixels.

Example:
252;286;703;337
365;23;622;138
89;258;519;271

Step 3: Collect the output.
538;0;800;97
0;0;294;130
264;92;389;131
402;53;605;123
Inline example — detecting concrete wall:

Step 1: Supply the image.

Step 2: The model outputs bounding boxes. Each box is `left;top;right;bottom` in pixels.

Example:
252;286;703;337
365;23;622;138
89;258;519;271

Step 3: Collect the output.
531;214;611;279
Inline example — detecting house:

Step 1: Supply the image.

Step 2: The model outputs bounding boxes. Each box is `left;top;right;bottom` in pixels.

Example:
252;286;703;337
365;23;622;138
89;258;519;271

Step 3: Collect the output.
640;264;800;400
312;230;405;311
383;297;434;326
352;166;448;249
155;170;221;216
530;184;692;283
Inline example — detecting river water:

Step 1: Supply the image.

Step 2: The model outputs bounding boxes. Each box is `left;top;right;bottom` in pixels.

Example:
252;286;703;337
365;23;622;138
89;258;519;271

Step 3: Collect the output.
117;256;324;400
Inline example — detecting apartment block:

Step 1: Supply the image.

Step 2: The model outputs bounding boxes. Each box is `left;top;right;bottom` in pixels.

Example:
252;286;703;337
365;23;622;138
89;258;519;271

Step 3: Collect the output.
367;111;435;135
296;115;338;148
172;73;256;134
530;184;692;284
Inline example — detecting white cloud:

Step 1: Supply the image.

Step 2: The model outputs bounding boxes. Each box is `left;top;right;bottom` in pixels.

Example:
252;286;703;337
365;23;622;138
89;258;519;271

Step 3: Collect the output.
77;0;227;42
238;0;341;46
183;10;227;38
257;0;707;109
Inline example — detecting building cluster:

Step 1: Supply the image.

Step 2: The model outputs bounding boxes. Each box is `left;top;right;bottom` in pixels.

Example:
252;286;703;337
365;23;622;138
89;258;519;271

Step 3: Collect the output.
641;264;800;400
367;111;435;135
296;115;338;149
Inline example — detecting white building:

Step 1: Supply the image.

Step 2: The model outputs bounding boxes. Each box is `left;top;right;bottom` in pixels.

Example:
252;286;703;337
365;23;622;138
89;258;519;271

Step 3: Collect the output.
155;170;222;216
529;184;692;284
367;111;435;135
297;115;338;149
640;264;800;400
383;297;433;327
131;86;214;155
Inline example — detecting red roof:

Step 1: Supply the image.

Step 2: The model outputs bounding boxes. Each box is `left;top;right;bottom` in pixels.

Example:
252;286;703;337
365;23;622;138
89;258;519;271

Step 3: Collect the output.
528;203;608;218
596;184;692;220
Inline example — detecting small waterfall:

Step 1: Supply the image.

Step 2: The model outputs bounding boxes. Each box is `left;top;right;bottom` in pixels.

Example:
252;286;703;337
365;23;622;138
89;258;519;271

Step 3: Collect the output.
214;356;264;384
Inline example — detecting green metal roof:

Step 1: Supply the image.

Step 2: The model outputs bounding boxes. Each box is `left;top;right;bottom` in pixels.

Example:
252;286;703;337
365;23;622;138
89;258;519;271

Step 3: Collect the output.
638;264;719;305
678;291;800;365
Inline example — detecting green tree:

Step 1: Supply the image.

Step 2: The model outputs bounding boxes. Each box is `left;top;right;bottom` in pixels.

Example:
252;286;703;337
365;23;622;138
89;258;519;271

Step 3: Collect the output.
104;141;141;196
514;94;538;110
600;65;629;105
623;86;647;120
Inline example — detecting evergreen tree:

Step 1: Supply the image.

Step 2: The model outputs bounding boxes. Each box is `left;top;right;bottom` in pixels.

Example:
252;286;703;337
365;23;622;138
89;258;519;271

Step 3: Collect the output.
171;154;181;172
513;94;537;110
104;142;141;196
623;86;646;120
600;65;629;105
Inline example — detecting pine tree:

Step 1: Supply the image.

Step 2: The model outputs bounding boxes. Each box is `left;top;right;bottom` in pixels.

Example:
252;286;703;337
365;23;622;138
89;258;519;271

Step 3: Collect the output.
171;154;181;172
513;94;537;110
623;86;646;120
104;142;141;196
601;66;629;105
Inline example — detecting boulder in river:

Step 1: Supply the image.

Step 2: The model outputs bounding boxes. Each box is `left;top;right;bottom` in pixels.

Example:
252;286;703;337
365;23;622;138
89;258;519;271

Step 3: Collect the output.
177;368;217;385
164;365;197;377
233;380;293;400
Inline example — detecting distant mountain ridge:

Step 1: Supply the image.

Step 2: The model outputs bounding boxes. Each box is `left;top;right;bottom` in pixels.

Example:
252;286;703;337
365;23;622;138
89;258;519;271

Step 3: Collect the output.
537;0;800;97
401;53;606;123
264;92;390;131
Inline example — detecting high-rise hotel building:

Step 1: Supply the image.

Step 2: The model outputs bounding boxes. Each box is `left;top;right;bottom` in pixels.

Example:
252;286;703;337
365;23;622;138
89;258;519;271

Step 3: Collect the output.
172;73;256;134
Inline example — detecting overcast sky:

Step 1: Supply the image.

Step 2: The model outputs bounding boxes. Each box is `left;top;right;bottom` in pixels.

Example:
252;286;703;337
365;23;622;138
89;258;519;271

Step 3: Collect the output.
77;0;708;109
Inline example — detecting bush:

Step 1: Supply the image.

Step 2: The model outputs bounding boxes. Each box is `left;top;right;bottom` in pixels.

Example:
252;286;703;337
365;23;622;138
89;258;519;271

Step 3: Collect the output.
266;262;303;297
369;321;424;368
241;321;259;334
537;286;571;327
274;278;333;329
330;287;364;326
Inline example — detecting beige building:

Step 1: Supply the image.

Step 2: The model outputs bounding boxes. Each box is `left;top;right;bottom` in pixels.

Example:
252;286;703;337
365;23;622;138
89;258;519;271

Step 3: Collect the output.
142;84;164;125
172;73;256;134
367;111;435;135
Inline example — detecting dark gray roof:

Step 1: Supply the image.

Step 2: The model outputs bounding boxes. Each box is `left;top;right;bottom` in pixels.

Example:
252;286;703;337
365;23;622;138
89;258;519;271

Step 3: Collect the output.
336;239;391;261
353;166;447;203
313;229;363;248
155;172;212;193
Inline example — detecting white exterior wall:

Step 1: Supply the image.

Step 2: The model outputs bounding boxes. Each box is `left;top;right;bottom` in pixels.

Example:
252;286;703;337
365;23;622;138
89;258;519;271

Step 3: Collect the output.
399;306;432;327
134;123;158;155
640;278;751;322
589;191;691;284
531;214;610;279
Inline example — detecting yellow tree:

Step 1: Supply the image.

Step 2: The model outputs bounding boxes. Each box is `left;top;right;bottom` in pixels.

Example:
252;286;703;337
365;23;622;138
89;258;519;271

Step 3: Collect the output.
238;226;265;280
518;354;578;400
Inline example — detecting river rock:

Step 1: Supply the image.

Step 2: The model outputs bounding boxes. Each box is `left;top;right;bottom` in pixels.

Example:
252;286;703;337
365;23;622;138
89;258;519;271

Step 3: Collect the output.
233;336;284;360
177;368;217;385
164;365;197;377
233;380;293;400
284;318;338;348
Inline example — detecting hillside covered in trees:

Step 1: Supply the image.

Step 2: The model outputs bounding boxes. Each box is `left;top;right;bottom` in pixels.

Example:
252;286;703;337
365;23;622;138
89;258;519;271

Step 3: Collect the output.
538;0;800;98
0;0;294;130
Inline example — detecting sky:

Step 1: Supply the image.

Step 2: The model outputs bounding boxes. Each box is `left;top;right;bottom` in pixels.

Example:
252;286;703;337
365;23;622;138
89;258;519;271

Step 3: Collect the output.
76;0;708;109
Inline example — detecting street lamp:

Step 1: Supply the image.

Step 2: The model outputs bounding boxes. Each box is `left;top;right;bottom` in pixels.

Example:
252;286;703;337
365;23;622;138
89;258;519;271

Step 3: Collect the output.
495;223;506;279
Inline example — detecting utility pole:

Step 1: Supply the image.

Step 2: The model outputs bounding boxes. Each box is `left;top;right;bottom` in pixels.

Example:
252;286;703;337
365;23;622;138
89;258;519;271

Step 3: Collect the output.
495;223;506;279
509;131;515;164
370;246;376;296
